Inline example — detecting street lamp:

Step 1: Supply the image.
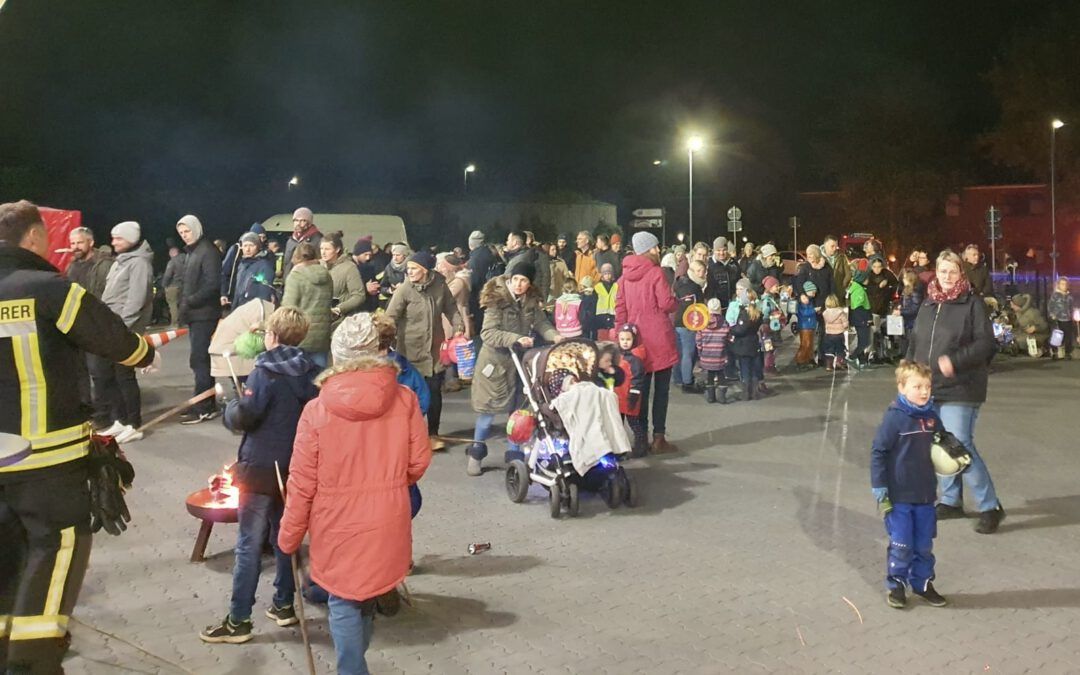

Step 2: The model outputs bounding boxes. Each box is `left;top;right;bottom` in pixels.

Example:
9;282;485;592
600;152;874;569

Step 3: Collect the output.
686;136;704;245
1051;119;1064;280
287;175;300;190
464;164;476;191
653;159;663;166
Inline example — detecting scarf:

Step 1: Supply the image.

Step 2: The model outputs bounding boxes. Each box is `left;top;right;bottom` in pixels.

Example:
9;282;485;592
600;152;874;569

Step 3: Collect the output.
926;276;970;304
687;268;706;287
292;224;318;242
895;393;936;419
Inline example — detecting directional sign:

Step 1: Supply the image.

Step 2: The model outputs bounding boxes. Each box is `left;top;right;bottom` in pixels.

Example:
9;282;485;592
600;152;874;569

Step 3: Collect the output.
631;218;663;229
727;220;743;233
632;208;664;218
727;206;742;222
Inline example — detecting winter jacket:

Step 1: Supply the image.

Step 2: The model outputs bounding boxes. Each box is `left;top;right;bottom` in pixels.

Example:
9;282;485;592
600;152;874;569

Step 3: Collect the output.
823;307;849;335
847;281;870;313
549;256;570;304
281;262;333;354
66;247;114;299
178;237;223;325
695;315;730;371
574;249;598;286
593;248;621;281
505;248;551;308
1011;293;1049;344
101;240;154;332
870;398;944;505
229;252;277;307
615;347;646;416
531;247;553;305
278;358;432;602
282;227;323;280
1048;291;1075;323
728;307;763;358
558;245;576;276
554;292;584;338
796;299;818;331
161;252;185;289
378;260;407;305
209;299;275;378
825;252;852;303
579;292;598;337
793;261;834;310
706;257;741;307
385;270;463;377
964;260;993;297
471;278;558;414
390;350;430;416
615;254;678;373
866;268;898;316
442;269;472;339
746;258;782;295
673;276;706;329
325;255;364;318
905;287;995;403
224;345;320;495
220;243;242;300
900;287;923;331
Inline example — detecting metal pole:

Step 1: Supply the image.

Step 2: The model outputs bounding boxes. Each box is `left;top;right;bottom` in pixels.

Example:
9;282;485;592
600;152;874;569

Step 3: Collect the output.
688;148;694;246
463;169;468;192
991;235;997;276
1050;126;1058;281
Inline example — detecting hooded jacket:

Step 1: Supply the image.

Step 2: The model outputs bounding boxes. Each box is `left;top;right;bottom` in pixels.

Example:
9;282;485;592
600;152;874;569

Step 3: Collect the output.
706;256;741;306
1048;289;1075;323
66;246;114;299
1011;293;1049;343
177;216;223;324
224;345;320;495
746;258;782;295
866;267;898;315
101;240;154;332
283;226;323;280
385;269;463;377
793;261;834;310
229;250;276;307
695;313;730;370
728;306;763;358
325;254;364;318
278;357;432;602
963;260;993;297
870;397;943;504
615;254;678;373
906;286;995;403
281;262;333;354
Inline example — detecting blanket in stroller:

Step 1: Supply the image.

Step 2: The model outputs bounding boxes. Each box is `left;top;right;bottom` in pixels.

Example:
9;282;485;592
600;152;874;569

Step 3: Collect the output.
550;381;632;474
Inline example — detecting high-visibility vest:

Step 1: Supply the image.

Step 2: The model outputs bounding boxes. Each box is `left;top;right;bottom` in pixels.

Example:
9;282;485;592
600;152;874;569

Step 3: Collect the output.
595;281;618;315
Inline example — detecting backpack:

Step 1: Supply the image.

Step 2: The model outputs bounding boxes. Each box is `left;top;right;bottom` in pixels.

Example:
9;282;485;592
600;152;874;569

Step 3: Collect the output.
554;294;583;337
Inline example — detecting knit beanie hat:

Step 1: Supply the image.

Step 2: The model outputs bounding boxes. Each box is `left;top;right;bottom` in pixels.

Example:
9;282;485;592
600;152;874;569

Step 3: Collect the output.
557;233;569;243
736;277;751;292
468;230;485;248
239;232;261;247
391;243;410;256
407;251;436;270
763;275;780;291
331;313;379;365
610;233;621;246
632;231;659;255
176;214;204;241
249;222;266;235
852;268;868;284
803;281;817;294
713;236;728;250
111;221;141;245
507;259;536;283
759;243;777;258
352;238;373;255
706;298;722;313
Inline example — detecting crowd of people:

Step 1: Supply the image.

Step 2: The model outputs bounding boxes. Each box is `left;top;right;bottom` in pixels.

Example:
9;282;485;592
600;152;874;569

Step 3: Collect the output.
4;196;1078;673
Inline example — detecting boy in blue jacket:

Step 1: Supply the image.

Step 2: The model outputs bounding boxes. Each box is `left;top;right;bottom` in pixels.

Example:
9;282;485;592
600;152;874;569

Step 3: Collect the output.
870;360;962;610
201;307;321;643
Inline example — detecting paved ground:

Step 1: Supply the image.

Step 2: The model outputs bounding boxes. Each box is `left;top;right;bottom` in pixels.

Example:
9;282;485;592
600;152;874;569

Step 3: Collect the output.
62;341;1080;674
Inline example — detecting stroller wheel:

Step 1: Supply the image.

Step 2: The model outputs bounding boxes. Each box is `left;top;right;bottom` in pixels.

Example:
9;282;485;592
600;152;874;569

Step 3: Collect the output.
600;472;623;509
505;460;529;503
567;482;580;517
549;481;562;519
621;469;639;508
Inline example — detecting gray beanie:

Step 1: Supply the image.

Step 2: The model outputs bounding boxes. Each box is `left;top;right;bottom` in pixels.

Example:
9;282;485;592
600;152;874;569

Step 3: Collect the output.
632;231;659;255
331;313;379;365
713;236;728;250
239;232;261;247
111;221;141;245
468;230;485;248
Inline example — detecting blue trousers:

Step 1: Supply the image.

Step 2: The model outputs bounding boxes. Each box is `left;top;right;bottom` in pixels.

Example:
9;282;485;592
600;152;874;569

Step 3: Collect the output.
229;491;294;622
328;595;375;675
884;502;936;592
674;327;697;385
471;413;522;462
935;403;1000;513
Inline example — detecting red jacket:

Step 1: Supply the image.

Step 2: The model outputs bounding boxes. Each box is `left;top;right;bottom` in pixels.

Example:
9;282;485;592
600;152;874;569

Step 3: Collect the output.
615;255;678;373
278;359;432;602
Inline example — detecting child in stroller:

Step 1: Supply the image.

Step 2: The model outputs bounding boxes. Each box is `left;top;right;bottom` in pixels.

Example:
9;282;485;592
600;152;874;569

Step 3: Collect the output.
505;338;638;517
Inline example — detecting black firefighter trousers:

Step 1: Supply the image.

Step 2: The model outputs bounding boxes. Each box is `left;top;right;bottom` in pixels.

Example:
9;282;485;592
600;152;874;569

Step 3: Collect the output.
0;469;92;674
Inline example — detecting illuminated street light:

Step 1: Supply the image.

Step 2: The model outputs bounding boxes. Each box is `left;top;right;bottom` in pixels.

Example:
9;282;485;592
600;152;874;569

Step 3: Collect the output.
287;175;300;190
653;159;663;166
686;136;704;245
676;232;685;243
464;163;476;191
1051;119;1064;279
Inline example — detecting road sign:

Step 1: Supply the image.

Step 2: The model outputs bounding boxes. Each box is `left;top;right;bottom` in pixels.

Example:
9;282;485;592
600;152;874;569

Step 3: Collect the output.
631;218;663;229
632;208;664;218
727;220;743;233
788;216;800;228
727;206;742;222
985;206;1001;225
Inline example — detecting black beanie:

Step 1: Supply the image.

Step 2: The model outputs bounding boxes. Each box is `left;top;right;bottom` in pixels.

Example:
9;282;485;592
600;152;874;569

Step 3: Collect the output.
507;259;536;284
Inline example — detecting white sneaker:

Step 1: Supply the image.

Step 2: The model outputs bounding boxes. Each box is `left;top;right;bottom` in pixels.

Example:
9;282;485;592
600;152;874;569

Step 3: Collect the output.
100;421;126;436
115;425;144;443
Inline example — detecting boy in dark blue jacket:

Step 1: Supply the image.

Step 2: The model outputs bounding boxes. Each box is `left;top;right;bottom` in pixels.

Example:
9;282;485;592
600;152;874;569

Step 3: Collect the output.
201;307;320;643
870;360;960;610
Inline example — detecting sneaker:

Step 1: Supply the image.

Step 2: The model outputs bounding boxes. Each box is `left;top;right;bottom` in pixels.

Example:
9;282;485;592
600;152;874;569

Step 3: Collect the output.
935;503;965;520
466;456;483;476
99;420;126;436
265;603;299;627
199;616;253;644
115;425;143;443
886;585;906;609
975;504;1006;534
181;411;220;425
913;582;948;607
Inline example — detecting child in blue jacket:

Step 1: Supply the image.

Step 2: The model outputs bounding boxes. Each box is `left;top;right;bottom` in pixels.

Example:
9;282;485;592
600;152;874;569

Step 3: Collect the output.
202;307;321;643
870;360;963;610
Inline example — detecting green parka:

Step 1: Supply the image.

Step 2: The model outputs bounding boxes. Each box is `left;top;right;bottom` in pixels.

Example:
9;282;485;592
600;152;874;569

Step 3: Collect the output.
385;270;463;377
282;261;333;354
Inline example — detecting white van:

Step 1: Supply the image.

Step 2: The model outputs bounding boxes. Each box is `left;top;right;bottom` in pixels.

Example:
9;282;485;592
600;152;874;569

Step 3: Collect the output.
261;213;409;249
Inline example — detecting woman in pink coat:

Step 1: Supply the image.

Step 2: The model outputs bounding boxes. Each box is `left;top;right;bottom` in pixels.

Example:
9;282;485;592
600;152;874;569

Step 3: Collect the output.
615;232;679;454
279;354;431;675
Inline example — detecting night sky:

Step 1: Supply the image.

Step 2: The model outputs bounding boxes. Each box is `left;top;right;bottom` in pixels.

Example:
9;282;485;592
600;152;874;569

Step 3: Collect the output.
0;1;1050;243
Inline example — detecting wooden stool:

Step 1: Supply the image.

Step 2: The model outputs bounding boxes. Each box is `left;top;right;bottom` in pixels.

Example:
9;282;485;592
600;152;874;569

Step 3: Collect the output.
185;488;238;562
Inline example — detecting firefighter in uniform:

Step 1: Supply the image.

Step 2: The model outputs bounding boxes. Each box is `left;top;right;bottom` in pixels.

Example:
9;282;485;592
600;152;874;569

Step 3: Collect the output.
0;201;156;674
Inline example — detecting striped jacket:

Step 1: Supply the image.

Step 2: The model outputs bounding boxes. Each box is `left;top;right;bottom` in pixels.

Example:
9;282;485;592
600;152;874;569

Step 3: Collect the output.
1;246;155;482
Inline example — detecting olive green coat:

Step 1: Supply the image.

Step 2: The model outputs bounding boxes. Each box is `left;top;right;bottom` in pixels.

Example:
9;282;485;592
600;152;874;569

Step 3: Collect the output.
281;262;333;354
385;270;463;377
471;277;558;415
325;255;364;317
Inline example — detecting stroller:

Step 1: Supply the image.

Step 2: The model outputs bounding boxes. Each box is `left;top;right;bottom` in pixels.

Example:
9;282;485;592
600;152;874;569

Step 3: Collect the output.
505;339;638;518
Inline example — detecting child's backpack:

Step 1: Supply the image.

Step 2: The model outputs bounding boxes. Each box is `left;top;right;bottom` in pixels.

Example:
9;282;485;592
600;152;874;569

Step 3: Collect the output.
554;294;583;337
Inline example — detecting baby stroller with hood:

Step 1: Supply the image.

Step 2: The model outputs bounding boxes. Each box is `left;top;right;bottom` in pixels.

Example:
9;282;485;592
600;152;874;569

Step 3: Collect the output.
505;338;638;518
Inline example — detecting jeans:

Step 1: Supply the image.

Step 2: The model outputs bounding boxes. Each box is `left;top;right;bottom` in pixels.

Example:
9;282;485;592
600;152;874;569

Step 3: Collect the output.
229;491;294;622
674;327;697;386
884;502;936;591
328;595;375;675
637;367;672;435
188;319;217;414
736;355;756;383
426;371;444;435
87;353;142;427
935;403;1000;513
472;413;522;462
